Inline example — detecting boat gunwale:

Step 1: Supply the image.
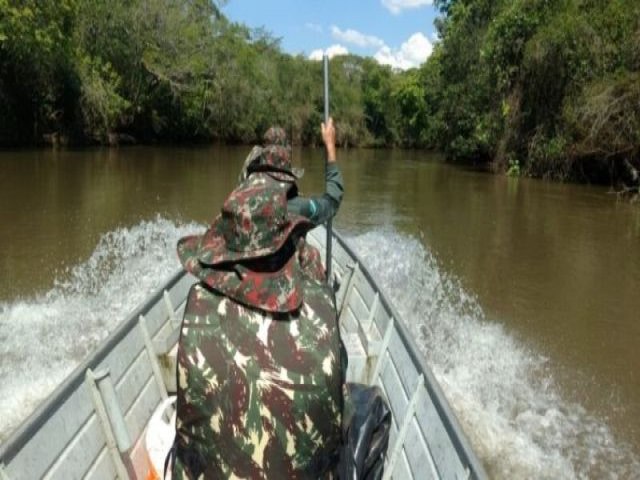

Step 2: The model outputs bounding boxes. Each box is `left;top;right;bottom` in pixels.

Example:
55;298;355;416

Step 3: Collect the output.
0;268;186;464
332;229;488;480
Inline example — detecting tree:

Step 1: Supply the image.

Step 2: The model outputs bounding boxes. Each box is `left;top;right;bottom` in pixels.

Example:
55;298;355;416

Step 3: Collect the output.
0;0;78;144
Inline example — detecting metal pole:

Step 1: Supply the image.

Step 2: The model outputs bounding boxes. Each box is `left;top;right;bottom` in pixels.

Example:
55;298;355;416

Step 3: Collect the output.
323;54;333;282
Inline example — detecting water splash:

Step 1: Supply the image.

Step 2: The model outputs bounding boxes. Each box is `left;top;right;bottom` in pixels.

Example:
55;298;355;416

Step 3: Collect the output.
0;216;203;441
349;229;639;479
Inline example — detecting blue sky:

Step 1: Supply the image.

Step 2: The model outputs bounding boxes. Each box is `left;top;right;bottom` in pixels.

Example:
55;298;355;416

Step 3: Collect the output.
221;0;440;70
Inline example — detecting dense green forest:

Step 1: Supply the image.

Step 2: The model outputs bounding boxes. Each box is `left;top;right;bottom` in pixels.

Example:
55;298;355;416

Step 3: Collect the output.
1;0;639;187
431;0;640;188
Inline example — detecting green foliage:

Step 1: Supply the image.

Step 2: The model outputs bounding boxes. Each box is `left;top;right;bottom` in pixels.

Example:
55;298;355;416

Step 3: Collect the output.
506;157;521;177
0;0;434;150
361;58;398;146
426;0;640;183
564;72;640;162
524;131;569;179
485;0;551;92
0;0;77;60
0;0;446;149
76;56;129;141
392;71;428;147
429;0;500;160
0;0;78;143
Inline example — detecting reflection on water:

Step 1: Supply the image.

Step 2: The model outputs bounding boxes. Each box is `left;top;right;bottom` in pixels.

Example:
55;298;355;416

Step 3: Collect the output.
0;146;639;476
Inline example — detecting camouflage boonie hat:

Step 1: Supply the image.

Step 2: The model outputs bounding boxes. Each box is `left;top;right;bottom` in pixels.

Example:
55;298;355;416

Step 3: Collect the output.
246;126;304;182
177;177;314;312
263;126;288;146
238;126;304;183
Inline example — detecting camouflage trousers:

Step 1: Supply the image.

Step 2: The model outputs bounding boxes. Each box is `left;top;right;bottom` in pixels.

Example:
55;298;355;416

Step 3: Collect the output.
172;281;343;479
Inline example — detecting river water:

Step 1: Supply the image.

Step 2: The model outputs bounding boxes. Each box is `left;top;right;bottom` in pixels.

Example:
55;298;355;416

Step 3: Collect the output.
0;146;638;478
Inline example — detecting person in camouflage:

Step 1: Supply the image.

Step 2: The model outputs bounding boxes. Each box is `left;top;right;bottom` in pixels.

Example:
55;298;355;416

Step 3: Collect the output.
236;119;341;284
173;172;343;479
239;118;343;227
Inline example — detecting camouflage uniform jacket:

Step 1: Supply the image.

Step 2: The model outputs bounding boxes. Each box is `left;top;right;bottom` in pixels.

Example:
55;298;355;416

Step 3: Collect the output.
287;164;344;226
172;279;343;479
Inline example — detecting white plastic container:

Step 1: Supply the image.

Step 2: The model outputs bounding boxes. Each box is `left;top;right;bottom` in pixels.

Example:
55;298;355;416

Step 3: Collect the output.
145;396;177;480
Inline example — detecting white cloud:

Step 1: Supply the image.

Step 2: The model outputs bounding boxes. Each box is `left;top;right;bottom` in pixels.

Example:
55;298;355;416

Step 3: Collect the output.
305;22;323;33
308;49;324;61
309;30;432;70
381;0;433;15
308;44;349;61
374;32;433;70
326;44;349;58
331;26;385;49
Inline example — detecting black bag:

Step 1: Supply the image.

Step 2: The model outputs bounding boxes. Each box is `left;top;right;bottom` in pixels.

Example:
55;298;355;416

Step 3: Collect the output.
338;383;392;480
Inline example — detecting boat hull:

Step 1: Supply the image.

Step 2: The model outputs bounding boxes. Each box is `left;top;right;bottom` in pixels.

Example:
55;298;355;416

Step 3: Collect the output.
0;227;487;480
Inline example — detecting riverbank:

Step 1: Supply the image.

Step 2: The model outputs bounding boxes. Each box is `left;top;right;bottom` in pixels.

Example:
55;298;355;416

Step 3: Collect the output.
3;1;638;187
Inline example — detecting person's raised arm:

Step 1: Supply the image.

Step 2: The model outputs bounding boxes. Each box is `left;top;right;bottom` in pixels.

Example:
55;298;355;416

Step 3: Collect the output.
322;117;337;164
287;117;344;225
318;117;343;220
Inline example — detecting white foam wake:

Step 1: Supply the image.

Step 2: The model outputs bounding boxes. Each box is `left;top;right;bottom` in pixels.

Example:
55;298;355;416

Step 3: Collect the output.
0;216;203;441
349;229;639;479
